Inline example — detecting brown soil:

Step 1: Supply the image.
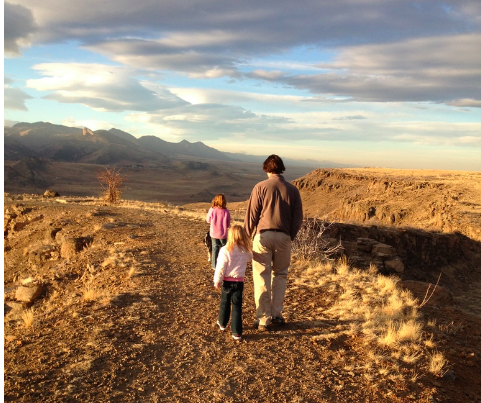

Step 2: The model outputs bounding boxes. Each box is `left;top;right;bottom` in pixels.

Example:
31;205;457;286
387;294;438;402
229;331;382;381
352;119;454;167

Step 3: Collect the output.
4;194;481;403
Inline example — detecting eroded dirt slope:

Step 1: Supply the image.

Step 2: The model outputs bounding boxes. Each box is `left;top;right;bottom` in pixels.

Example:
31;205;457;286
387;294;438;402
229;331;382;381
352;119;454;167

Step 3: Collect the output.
4;195;481;403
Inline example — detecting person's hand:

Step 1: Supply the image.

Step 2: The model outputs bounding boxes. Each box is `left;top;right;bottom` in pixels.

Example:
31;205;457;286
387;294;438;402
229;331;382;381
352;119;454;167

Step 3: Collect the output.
214;282;222;289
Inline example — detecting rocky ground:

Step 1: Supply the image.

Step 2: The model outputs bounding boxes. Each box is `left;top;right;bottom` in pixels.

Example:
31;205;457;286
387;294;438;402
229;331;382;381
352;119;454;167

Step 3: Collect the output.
3;194;481;403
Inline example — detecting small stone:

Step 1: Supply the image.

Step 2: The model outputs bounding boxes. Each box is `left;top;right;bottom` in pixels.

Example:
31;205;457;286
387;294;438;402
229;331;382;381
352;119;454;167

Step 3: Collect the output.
15;284;43;303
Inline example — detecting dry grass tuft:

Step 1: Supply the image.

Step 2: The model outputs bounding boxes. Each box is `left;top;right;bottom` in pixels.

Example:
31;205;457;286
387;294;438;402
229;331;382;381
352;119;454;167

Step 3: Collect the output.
127;266;137;278
397;320;423;342
21;308;34;328
427;351;447;375
83;285;100;302
423;334;436;349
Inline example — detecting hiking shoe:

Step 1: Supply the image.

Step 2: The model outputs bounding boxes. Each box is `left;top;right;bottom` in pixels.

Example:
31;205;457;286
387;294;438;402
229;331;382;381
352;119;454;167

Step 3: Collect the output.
216;320;226;331
271;317;286;326
232;334;242;341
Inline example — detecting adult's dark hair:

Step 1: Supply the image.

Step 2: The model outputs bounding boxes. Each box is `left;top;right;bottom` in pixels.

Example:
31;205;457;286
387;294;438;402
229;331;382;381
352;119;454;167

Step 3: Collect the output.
263;154;285;174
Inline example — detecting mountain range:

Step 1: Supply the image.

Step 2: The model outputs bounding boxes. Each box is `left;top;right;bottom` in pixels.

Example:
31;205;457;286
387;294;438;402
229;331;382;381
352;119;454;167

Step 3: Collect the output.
4;121;350;168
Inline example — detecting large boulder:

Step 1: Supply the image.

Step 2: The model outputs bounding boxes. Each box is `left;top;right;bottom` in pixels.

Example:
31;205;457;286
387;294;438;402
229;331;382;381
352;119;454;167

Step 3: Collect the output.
60;236;94;259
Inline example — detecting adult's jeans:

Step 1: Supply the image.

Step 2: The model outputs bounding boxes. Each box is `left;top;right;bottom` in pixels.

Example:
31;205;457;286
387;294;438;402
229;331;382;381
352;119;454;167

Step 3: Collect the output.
218;281;244;335
252;231;291;326
211;237;227;269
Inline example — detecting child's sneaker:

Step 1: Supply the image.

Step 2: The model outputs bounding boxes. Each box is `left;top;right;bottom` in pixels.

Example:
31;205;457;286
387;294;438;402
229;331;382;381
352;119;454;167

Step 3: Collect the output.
216;320;226;331
232;334;242;341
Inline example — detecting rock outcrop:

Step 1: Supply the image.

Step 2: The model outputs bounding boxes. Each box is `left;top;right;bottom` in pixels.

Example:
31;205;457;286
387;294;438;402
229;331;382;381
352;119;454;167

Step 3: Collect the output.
293;168;481;242
323;221;480;285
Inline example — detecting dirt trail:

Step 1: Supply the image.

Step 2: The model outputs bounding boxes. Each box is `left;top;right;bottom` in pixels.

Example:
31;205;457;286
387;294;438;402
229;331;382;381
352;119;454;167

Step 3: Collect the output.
4;199;481;402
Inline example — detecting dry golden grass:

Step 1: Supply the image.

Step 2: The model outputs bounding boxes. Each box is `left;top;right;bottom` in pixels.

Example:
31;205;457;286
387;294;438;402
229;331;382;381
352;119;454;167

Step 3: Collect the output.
293;256;450;384
402;351;422;364
423;334;436;349
127;266;137;278
83;285;100;302
21;308;34;328
427;351;447;375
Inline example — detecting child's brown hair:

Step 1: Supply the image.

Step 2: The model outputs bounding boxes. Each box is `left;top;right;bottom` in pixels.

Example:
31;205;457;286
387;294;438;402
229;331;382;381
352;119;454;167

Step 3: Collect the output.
211;194;227;209
225;224;252;253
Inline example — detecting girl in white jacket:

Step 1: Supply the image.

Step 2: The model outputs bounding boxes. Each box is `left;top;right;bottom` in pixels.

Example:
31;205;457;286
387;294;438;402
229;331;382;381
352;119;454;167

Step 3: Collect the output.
214;224;252;341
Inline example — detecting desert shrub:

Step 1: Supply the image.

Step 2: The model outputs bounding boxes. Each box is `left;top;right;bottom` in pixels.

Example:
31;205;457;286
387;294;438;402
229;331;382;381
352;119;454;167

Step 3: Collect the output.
292;217;343;262
96;167;126;205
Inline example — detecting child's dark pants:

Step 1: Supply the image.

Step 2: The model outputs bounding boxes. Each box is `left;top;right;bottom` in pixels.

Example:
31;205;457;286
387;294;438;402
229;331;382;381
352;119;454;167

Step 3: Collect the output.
218;281;243;336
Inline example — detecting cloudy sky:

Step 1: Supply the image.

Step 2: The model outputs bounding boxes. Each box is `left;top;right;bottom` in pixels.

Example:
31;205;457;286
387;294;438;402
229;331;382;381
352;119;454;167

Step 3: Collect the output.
4;0;481;170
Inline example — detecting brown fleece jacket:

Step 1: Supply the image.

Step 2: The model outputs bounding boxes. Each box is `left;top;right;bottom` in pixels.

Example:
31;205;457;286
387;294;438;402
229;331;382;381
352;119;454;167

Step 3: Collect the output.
244;174;303;240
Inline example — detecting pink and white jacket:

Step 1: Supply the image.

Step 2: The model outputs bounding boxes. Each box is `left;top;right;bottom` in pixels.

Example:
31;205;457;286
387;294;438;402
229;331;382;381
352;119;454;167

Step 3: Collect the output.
214;245;252;286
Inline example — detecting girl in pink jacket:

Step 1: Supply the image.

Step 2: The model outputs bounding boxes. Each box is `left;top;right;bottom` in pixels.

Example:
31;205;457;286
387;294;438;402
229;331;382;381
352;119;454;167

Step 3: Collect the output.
206;194;231;270
214;224;252;341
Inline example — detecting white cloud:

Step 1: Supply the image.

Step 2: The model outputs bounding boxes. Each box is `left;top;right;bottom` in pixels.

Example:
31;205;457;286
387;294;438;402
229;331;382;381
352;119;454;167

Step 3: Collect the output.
123;101;481;148
126;103;294;140
447;99;481;108
170;87;316;106
26;63;187;112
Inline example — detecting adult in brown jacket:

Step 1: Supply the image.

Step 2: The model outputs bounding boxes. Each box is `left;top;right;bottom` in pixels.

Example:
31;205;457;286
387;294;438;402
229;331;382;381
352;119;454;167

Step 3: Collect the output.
244;155;303;331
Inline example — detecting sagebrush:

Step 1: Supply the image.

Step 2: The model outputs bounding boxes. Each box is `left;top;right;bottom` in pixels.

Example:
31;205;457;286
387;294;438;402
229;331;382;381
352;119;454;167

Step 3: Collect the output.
96;167;126;204
292;217;343;262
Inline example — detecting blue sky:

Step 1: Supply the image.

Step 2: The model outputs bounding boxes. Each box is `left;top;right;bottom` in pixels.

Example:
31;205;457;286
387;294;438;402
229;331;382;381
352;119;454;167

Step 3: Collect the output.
4;0;481;170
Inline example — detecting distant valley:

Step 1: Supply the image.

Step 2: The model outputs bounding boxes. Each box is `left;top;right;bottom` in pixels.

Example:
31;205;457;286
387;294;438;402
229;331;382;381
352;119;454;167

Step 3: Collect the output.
4;122;348;203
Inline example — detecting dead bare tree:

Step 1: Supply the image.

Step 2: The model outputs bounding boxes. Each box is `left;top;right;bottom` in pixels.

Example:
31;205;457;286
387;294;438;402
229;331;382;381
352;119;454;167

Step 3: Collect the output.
96;167;126;205
292;217;343;262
